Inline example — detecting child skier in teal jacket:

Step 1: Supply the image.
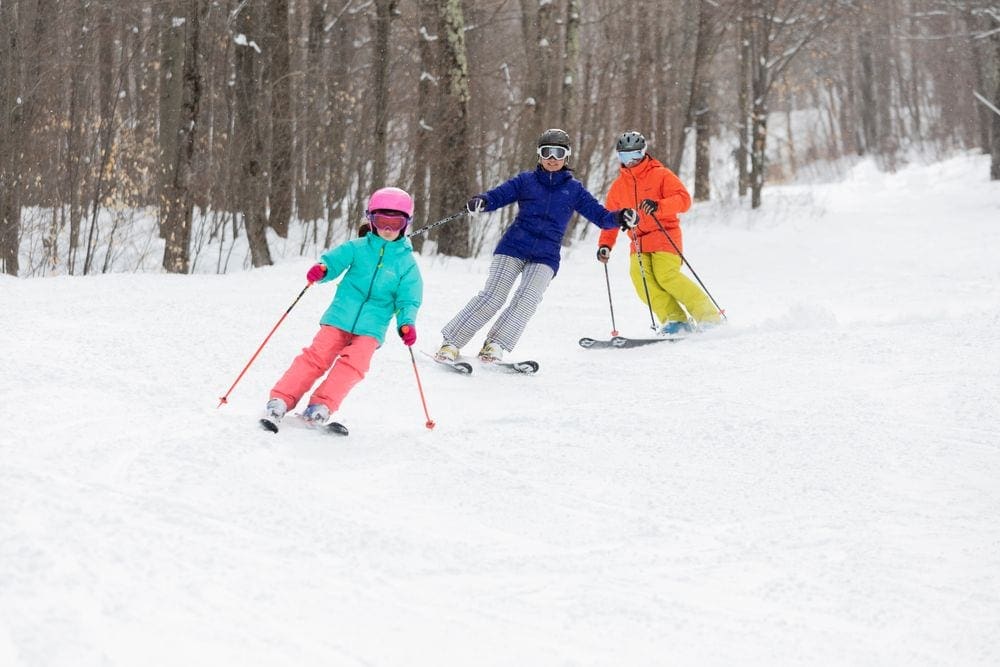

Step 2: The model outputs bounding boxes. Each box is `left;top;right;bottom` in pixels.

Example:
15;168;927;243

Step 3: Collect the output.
262;187;423;431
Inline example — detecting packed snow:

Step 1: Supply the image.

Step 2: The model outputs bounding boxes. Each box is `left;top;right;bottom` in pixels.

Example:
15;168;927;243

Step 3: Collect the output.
2;155;999;665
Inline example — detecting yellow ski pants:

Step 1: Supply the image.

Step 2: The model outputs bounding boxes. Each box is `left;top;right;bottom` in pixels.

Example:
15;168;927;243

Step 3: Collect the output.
629;252;721;325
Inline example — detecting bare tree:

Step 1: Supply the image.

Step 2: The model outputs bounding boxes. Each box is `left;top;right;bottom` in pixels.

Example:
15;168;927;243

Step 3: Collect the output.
736;6;752;196
161;0;203;273
560;0;581;129
517;0;558;171
410;0;441;251
745;0;835;208
370;0;398;189
433;0;472;257
267;0;293;237
673;0;730;201
233;0;271;266
1;0;56;274
990;8;1000;180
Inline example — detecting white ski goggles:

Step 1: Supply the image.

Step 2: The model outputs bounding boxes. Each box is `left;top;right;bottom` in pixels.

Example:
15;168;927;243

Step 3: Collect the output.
537;145;571;160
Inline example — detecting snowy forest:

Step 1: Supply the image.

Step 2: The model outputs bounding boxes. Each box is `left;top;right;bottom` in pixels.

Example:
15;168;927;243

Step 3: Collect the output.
5;2;1000;664
1;0;999;278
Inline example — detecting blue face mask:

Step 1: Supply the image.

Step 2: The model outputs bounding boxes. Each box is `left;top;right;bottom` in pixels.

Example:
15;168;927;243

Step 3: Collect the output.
618;149;646;165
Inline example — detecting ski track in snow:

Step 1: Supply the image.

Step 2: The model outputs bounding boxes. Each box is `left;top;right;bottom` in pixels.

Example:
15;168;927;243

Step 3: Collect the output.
2;155;999;665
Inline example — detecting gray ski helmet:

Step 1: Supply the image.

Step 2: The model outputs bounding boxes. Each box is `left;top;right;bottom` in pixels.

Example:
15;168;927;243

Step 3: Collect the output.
537;128;571;149
616;131;646;152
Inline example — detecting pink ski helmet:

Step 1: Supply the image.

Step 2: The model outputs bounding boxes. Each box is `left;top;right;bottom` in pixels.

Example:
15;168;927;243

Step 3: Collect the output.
367;187;414;217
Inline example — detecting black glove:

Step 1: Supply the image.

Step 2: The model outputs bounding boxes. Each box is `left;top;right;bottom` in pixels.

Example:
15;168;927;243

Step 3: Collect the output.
596;246;611;263
466;196;487;214
616;208;638;231
639;198;658;215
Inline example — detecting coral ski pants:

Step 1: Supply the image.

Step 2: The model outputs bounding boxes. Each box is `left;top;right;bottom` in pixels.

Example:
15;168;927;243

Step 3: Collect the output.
270;325;378;413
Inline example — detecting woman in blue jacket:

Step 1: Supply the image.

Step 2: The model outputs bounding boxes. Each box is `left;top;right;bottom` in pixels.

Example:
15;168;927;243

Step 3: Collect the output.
262;187;423;430
436;129;637;363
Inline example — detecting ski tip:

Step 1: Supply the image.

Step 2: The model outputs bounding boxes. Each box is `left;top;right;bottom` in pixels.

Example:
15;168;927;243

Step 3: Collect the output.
259;418;279;433
327;421;349;436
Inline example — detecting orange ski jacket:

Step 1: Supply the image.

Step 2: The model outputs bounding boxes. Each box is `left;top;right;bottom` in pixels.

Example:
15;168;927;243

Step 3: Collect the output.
599;156;691;255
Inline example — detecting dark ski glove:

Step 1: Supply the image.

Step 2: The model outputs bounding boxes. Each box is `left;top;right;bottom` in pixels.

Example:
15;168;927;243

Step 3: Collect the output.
617;208;638;231
639;198;658;215
596;246;611;264
466;196;487;214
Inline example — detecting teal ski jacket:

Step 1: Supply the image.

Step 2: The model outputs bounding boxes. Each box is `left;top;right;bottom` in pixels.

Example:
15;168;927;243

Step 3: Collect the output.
314;232;423;345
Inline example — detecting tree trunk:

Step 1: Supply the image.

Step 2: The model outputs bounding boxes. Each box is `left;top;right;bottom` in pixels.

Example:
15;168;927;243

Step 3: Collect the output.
858;28;878;155
297;0;326;224
737;8;750;197
0;0;21;275
517;0;550;170
560;0;580;130
433;0;472;258
370;0;397;189
162;0;202;274
0;0;55;275
675;0;714;194
411;0;441;252
65;1;90;275
693;100;711;202
992;21;1000;181
267;0;292;237
158;1;185;240
233;0;271;267
750;93;767;210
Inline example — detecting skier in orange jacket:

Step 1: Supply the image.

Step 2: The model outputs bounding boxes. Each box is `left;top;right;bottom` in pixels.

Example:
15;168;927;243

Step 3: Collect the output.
597;131;722;335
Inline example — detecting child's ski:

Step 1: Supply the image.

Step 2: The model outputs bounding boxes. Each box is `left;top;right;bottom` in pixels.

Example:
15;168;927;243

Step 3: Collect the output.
579;335;683;349
259;415;349;436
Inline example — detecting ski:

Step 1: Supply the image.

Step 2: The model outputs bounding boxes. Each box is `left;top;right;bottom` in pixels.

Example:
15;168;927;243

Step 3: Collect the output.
482;359;540;375
579;335;684;349
259;415;349;436
421;350;473;375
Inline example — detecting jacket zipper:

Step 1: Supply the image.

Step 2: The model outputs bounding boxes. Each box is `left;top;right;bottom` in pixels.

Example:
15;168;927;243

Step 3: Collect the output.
350;244;385;333
627;168;642;253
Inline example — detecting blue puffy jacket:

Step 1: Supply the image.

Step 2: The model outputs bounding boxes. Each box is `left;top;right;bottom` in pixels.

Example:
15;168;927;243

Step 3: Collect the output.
314;232;422;344
480;166;619;274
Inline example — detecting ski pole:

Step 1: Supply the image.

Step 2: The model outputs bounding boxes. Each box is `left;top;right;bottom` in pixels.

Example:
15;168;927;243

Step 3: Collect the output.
217;282;312;408
648;211;727;320
407;210;467;238
631;231;659;331
603;262;619;337
402;337;435;430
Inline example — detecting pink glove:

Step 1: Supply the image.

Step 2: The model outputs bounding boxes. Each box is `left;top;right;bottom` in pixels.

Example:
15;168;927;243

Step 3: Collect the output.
399;324;416;347
306;263;327;283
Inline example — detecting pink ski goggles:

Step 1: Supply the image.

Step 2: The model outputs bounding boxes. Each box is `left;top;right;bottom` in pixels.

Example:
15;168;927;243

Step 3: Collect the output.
367;210;410;233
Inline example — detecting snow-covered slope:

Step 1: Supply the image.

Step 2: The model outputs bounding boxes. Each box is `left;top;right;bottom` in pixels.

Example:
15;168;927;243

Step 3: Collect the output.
2;155;999;666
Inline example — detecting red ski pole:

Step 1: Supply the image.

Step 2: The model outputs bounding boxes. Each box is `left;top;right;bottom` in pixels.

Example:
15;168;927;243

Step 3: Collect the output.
402;333;435;430
217;282;312;408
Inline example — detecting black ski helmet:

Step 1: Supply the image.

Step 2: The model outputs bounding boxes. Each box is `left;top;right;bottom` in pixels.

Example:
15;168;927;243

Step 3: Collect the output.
616;131;646;152
537;128;571;149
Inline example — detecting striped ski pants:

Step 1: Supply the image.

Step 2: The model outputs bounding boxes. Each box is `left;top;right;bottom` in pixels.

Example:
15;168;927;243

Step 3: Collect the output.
440;254;554;353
